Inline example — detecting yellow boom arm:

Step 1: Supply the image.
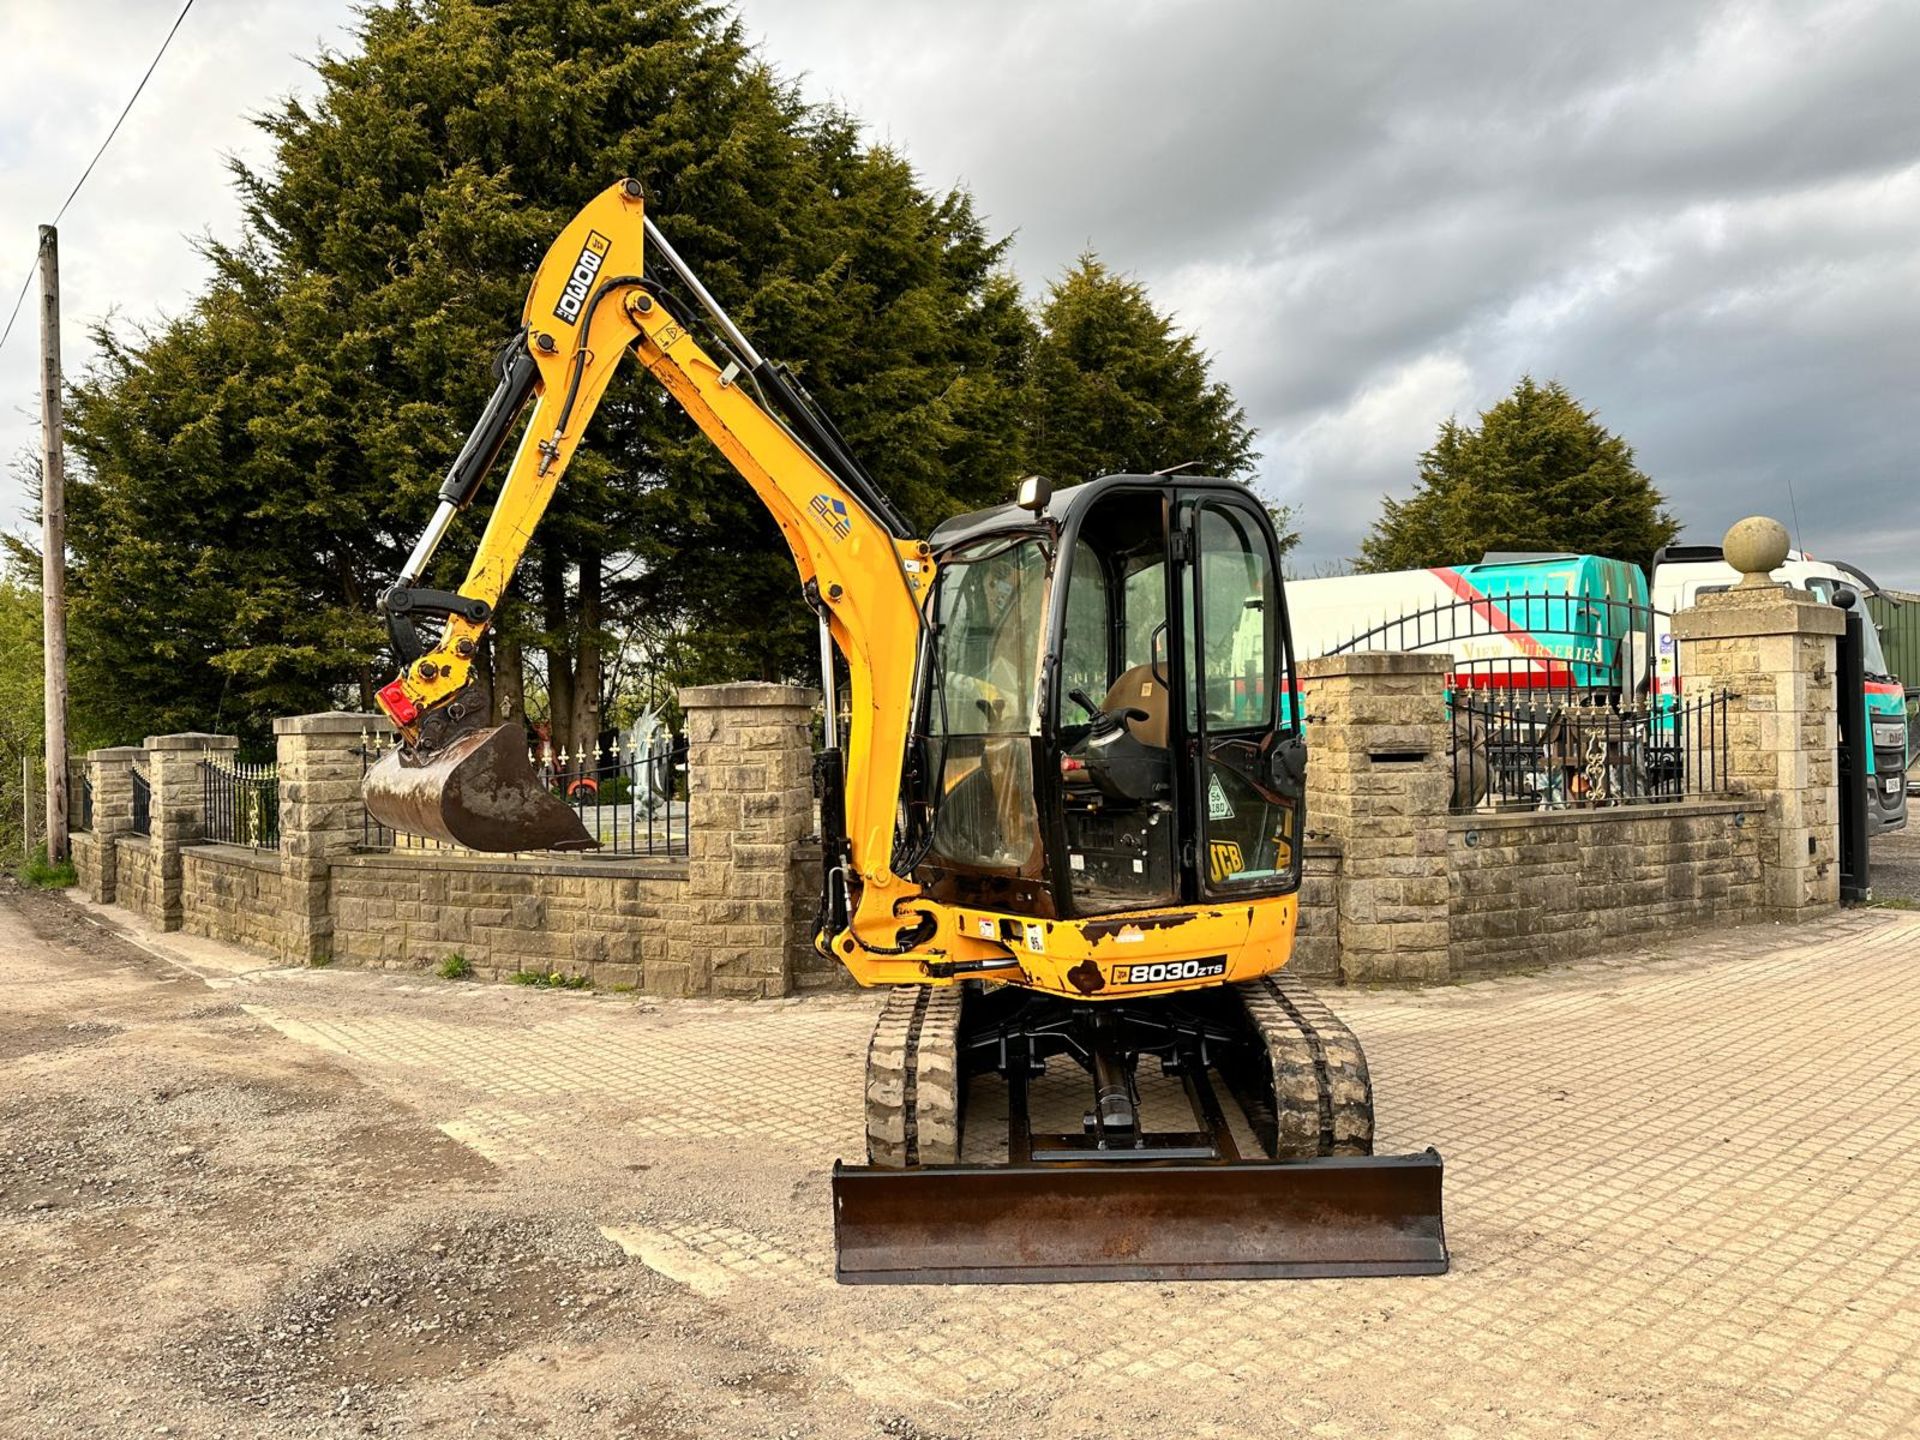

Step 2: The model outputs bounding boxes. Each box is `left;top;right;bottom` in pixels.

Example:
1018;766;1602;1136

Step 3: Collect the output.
377;180;970;977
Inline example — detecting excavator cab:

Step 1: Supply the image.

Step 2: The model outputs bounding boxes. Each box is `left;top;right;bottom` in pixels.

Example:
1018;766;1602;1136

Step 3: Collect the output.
912;477;1305;923
836;477;1446;1284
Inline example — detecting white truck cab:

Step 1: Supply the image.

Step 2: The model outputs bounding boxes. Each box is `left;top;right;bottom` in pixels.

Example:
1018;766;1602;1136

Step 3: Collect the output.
1651;544;1908;833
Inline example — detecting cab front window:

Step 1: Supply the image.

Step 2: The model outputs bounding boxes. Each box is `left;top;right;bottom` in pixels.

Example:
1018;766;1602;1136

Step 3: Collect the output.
921;536;1048;876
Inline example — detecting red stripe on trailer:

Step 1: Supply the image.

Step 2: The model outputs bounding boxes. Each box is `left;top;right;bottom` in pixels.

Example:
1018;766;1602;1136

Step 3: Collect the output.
1430;566;1561;681
1866;680;1903;698
1430;567;1559;659
1449;664;1579;689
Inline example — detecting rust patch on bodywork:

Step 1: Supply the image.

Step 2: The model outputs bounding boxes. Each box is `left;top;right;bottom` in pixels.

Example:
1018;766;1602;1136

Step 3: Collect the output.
1080;911;1199;943
1065;960;1106;994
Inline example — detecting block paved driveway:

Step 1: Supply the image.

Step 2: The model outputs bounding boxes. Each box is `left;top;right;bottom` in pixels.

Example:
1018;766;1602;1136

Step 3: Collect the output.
15;891;1920;1439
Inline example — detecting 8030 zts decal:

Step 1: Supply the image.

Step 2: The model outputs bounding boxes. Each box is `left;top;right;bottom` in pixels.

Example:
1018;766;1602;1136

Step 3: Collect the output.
1112;956;1228;986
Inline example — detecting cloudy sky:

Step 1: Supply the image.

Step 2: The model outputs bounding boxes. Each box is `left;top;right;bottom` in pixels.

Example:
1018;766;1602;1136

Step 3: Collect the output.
2;0;1916;585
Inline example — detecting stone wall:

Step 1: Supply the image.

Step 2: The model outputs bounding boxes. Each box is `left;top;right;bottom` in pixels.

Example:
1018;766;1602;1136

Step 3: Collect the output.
1289;843;1343;980
181;846;288;959
83;746;143;903
115;837;157;921
680;683;818;998
82;614;1841;995
72;832;99;896
146;733;238;931
275;712;387;965
1300;653;1453;983
1448;800;1764;975
788;842;841;990
1673;587;1843;915
328;852;686;988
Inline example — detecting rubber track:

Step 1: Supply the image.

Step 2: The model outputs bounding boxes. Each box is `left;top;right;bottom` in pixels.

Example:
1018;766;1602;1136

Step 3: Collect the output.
863;985;964;1167
1235;974;1375;1159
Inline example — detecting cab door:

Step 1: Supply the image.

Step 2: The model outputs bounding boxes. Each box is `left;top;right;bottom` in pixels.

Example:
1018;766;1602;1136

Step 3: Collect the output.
1180;495;1305;898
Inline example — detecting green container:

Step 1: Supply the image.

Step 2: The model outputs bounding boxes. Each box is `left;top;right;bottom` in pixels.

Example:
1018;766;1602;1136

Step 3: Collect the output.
1866;589;1919;698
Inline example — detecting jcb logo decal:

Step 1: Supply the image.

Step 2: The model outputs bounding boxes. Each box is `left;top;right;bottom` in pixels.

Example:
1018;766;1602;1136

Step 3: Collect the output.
1208;839;1244;884
552;231;613;325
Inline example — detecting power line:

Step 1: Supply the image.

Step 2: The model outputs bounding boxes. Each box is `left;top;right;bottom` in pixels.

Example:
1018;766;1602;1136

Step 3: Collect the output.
0;0;197;355
54;0;198;226
0;269;30;356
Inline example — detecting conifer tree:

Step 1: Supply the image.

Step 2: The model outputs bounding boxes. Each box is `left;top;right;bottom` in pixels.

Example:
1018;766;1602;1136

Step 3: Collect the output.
1024;255;1257;487
1359;377;1679;573
62;4;1264;744
65;0;1034;744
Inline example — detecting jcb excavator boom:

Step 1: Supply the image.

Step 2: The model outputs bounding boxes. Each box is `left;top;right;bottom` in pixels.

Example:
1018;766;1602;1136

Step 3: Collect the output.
366;179;1447;1283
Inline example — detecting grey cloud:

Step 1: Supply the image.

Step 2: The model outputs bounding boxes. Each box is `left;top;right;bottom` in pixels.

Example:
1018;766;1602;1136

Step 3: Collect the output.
4;0;1916;593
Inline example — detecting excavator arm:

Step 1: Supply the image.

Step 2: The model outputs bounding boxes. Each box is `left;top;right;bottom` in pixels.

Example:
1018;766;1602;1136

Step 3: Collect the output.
366;178;1449;1286
367;179;958;973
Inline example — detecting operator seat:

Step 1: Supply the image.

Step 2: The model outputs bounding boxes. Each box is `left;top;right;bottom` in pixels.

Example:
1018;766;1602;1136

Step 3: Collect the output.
1100;665;1169;748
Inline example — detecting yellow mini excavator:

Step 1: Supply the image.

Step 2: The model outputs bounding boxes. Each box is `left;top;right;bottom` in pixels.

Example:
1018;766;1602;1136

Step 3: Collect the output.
365;179;1447;1283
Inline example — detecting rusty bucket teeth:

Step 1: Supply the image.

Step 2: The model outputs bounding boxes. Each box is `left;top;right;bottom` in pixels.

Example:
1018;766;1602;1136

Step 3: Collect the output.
363;724;598;853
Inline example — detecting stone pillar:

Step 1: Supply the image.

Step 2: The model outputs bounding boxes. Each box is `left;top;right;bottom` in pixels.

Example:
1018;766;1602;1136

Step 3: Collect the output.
145;732;238;930
1300;652;1453;983
1672;588;1843;915
275;712;393;965
677;682;820;998
84;745;144;903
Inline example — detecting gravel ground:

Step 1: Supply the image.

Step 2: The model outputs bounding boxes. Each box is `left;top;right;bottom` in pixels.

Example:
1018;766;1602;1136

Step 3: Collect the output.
1871;823;1920;905
7;878;1920;1439
0;877;894;1439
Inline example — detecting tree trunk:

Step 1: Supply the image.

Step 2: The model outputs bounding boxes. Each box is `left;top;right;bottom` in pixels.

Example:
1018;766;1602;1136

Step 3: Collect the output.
541;544;574;765
497;629;525;728
338;560;375;709
479;632;498;725
571;547;604;766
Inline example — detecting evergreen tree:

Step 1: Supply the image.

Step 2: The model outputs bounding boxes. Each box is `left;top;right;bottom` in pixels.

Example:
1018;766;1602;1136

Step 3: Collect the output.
1358;377;1679;573
0;577;43;860
62;5;1265;747
1024;254;1257;486
66;0;1033;748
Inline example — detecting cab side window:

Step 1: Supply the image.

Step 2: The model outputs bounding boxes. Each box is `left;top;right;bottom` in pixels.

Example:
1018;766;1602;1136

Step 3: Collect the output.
1060;541;1111;703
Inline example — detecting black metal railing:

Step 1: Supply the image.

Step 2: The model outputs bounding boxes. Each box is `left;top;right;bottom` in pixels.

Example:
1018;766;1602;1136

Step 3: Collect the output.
202;758;280;849
131;766;151;836
76;773;93;832
359;728;689;858
1330;594;1670;701
1449;685;1730;813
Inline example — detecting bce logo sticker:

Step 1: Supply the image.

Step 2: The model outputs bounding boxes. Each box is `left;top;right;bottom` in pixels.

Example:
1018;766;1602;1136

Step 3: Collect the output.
810;493;852;540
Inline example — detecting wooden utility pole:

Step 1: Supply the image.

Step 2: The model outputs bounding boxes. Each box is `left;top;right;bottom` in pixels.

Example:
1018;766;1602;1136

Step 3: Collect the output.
20;754;34;864
39;224;69;865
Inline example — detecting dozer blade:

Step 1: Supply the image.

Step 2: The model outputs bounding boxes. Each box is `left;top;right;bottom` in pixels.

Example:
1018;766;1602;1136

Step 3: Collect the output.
832;1149;1447;1284
363;724;597;853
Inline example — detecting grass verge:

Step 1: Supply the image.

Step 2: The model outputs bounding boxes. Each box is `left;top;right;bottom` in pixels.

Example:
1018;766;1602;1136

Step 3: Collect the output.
17;846;78;889
507;968;592;990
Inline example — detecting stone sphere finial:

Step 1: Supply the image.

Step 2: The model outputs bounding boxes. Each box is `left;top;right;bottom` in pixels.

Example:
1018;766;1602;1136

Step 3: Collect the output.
1723;516;1791;587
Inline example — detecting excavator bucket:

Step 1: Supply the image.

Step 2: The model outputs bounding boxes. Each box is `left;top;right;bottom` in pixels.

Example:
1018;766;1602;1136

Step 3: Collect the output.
363;724;597;853
833;1150;1447;1284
